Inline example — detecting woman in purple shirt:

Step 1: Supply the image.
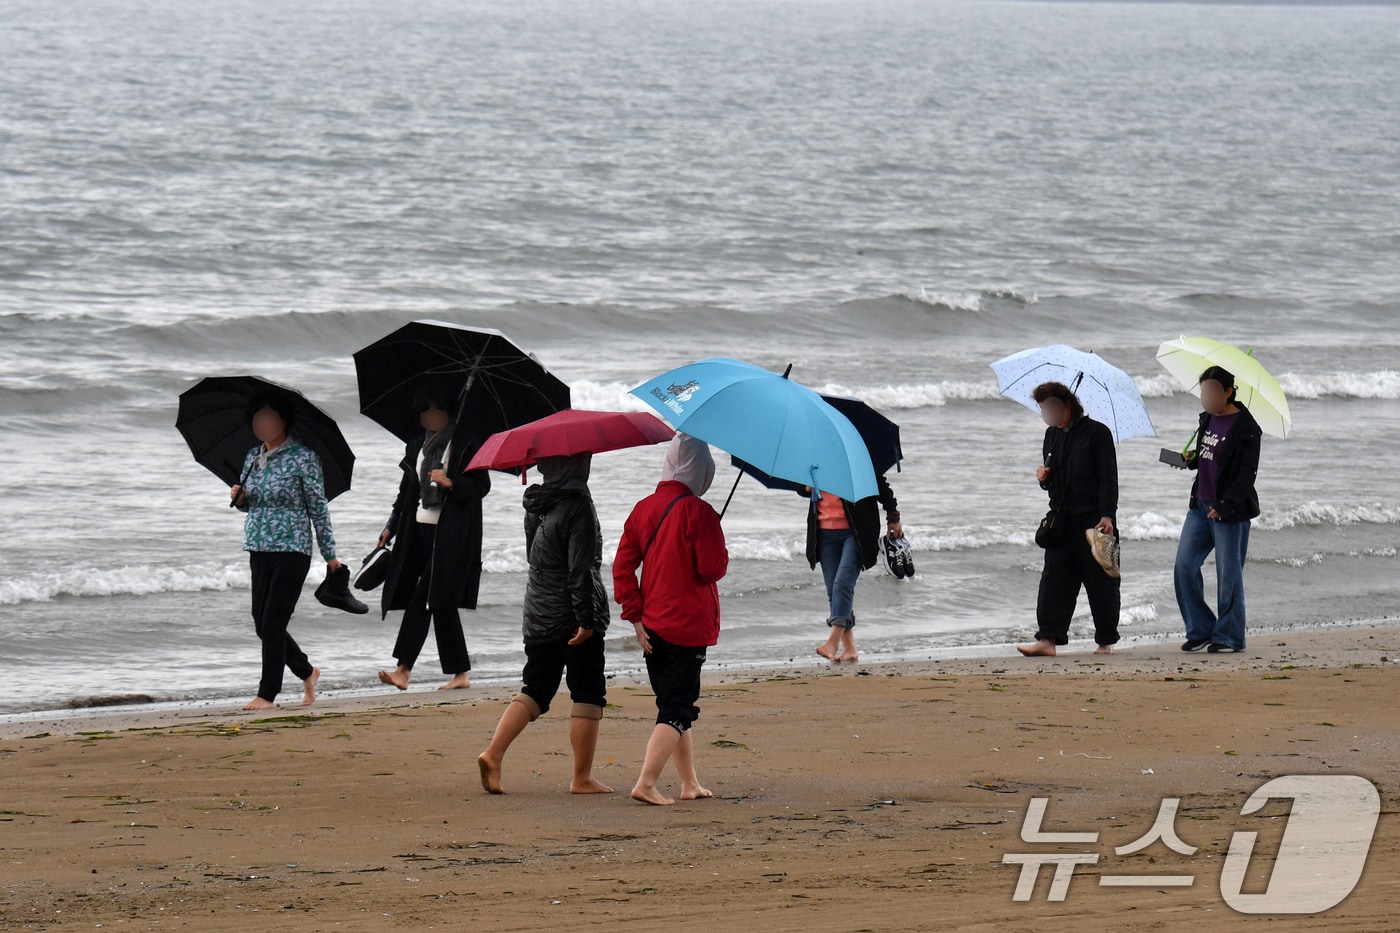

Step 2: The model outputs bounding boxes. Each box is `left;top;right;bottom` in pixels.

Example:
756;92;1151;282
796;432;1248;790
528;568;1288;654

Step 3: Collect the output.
1174;366;1263;653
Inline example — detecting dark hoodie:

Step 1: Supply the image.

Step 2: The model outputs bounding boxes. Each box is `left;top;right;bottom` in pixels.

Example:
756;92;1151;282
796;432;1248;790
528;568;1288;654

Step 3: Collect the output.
1186;402;1262;522
521;453;609;645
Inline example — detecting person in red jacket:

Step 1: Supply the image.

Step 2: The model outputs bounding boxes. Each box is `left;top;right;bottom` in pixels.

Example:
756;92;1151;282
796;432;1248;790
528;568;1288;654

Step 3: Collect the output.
613;433;728;806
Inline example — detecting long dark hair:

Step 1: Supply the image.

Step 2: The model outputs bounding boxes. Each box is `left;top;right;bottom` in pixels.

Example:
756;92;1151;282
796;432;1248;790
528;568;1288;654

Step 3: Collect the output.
1032;381;1085;420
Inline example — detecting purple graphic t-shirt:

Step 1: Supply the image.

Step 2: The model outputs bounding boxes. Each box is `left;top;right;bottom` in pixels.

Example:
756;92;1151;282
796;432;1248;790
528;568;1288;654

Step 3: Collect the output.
1196;412;1240;503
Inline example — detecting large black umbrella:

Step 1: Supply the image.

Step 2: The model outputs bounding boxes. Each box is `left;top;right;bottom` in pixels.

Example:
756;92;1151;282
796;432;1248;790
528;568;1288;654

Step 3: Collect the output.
176;375;356;501
731;393;902;496
353;321;571;444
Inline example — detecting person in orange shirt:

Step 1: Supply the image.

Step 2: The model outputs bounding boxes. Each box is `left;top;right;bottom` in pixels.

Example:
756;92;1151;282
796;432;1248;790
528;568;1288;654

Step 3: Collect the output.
804;477;902;662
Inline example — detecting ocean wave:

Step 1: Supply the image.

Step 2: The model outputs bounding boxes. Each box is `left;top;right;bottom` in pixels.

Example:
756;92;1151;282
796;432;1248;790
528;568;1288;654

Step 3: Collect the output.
1255;501;1400;531
815;380;1002;409
567;380;653;412
0;563;250;605
1276;371;1400;400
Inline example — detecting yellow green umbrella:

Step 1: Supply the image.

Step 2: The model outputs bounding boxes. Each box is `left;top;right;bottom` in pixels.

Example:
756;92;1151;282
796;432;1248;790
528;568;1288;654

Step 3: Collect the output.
1155;336;1292;440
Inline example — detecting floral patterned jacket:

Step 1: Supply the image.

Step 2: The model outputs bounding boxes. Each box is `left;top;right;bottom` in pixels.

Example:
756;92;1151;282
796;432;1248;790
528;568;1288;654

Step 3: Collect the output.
237;439;337;560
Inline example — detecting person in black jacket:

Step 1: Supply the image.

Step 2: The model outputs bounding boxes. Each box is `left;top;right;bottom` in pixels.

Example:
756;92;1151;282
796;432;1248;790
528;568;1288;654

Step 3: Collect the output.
478;452;612;796
1018;381;1121;657
1174;366;1262;654
804;474;902;663
375;382;491;691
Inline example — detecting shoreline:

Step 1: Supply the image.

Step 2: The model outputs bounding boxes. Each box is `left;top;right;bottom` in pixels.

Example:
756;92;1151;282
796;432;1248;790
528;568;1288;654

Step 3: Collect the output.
2;617;1397;930
4;616;1396;738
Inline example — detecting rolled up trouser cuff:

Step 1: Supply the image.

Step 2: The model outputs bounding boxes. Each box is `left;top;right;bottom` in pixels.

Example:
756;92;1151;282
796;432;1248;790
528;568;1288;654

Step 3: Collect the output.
827;615;855;630
570;702;604;721
512;693;542;722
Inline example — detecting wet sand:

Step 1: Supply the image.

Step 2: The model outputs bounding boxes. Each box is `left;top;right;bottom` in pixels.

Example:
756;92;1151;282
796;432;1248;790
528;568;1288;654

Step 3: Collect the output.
3;624;1399;931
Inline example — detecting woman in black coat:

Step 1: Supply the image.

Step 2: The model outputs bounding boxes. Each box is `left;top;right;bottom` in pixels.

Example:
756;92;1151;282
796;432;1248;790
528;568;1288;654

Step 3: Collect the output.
1017;381;1120;658
1173;365;1262;654
375;383;490;691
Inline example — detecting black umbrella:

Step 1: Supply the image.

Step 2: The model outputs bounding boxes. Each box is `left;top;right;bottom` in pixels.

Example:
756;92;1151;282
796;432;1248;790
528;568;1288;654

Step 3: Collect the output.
176;376;356;501
353;321;571;444
731;394;902;495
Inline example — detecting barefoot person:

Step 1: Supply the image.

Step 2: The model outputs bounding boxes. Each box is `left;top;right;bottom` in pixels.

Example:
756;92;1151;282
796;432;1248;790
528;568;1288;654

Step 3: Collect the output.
803;476;902;663
1174;366;1262;654
478;453;612;795
375;382;490;691
1018;381;1120;658
230;392;339;711
613;434;728;806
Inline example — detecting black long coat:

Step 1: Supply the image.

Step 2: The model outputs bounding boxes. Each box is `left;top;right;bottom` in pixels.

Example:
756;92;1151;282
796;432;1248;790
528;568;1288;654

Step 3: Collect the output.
379;426;490;619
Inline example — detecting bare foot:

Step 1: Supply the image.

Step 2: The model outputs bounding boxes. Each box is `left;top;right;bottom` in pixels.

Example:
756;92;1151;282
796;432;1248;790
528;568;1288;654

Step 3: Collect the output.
438;673;471;690
242;697;275;711
1016;640;1057;657
815;644;839;660
478;753;503;794
680;784;713;800
630;784;675;806
377;668;409;690
301;667;320;707
1094;645;1115;655
570;778;614;795
838;630;858;662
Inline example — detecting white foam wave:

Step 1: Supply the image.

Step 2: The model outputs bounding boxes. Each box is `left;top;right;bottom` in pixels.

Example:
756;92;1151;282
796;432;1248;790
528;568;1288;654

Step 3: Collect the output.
1255;501;1400;531
1276;371;1400;400
911;288;983;312
816;380;1002;409
566;380;652;412
0;563;250;605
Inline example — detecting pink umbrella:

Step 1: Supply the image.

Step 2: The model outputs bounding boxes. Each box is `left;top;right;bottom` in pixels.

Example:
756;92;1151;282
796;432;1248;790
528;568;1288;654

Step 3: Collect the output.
466;409;675;478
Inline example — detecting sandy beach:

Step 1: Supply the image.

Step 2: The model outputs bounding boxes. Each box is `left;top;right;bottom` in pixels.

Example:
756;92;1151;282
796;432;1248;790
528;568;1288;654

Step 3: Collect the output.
3;623;1399;931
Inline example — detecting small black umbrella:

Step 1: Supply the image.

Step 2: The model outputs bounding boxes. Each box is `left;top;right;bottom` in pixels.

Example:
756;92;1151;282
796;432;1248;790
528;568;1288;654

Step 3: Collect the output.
732;394;902;495
176;376;356;501
353;321;571;444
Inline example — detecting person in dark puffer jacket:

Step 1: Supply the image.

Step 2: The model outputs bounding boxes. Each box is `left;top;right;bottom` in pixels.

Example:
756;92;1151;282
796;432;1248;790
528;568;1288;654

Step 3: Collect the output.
477;452;612;796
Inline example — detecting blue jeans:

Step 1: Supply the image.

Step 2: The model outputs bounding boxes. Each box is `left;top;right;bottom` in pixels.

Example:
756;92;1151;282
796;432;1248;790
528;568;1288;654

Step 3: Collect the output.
1173;500;1251;650
819;529;861;629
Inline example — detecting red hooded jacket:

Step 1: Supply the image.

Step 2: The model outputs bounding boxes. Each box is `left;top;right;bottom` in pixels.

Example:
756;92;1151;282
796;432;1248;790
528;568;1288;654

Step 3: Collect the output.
613;480;728;647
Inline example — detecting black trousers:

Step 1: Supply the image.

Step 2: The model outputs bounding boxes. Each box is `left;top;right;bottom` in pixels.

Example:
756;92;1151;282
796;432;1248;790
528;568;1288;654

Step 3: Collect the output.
1035;512;1121;647
519;629;606;715
392;522;471;674
643;629;707;733
249;551;313;702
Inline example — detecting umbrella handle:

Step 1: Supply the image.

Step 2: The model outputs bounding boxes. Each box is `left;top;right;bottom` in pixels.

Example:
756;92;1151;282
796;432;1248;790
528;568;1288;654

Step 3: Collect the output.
718;468;743;520
228;461;253;509
1180;429;1198;458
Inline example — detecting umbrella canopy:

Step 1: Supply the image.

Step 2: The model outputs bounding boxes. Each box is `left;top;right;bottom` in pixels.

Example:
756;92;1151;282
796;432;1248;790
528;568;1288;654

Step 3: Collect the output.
731;393;902;494
353;321;571;444
466;409;674;472
630;358;878;503
176;375;355;500
990;344;1156;444
1155;336;1292;439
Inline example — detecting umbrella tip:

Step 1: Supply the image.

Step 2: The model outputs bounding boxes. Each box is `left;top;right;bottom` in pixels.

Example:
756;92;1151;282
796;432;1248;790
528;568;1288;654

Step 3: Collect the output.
781;363;793;379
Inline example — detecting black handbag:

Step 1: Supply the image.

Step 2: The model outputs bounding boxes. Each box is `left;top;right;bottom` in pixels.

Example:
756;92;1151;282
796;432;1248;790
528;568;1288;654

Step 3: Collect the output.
1035;509;1063;549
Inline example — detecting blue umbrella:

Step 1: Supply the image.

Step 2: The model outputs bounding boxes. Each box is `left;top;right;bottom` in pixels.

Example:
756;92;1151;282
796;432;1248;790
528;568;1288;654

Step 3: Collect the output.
990;344;1156;444
731;393;902;494
630;358;878;508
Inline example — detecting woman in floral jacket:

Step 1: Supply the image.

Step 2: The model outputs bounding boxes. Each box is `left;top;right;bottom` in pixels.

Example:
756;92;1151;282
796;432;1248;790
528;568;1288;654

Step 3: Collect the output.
231;392;341;711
